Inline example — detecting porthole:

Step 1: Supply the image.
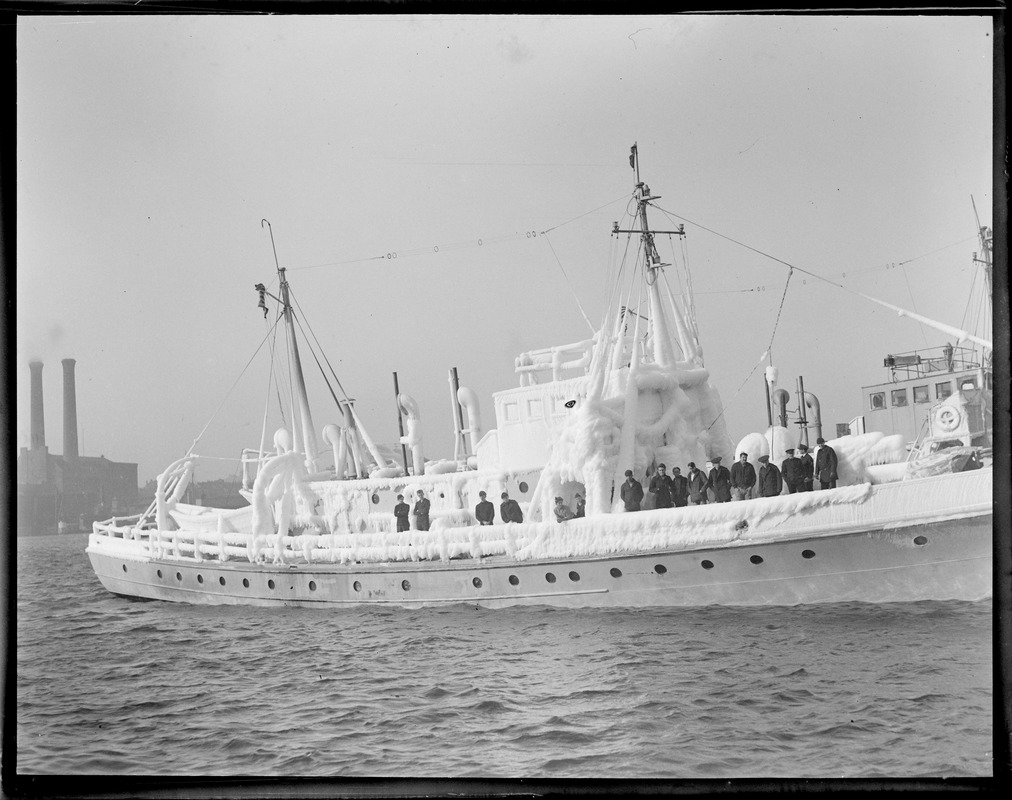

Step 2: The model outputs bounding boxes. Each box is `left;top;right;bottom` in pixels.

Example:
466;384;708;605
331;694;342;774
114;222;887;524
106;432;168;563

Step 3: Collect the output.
197;574;204;584
610;567;622;578
401;579;411;591
242;578;250;588
176;572;182;581
309;581;317;591
472;577;483;588
371;493;380;505
439;492;445;499
545;572;557;583
569;571;580;582
121;564;127;572
219;576;226;586
268;579;276;590
750;555;764;565
654;564;667;574
353;581;362;592
701;560;714;570
508;575;519;586
157;569;163;578
519;481;529;493
913;535;928;546
802;549;816;559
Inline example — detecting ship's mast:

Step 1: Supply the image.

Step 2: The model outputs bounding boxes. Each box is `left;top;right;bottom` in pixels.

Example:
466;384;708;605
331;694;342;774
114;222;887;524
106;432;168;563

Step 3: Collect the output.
613;143;687;367
263;220;319;468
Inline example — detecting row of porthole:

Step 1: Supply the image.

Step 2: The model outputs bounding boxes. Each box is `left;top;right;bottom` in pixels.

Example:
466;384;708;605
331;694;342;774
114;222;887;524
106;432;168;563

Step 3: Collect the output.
149;567;319;593
130;537;931;593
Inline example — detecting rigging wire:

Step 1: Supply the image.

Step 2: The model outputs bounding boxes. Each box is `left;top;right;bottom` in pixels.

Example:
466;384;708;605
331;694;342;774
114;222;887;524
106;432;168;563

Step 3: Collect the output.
703;268;794;434
185;314;283;457
542;231;596;335
654;204;975;287
288;288;354;406
542;194;630;234
899;263;931;348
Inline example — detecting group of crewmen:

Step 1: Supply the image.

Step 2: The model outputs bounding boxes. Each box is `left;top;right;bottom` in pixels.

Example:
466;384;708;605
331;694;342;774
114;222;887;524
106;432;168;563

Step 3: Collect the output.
614;436;840;511
393;438;840;528
393;488;526;531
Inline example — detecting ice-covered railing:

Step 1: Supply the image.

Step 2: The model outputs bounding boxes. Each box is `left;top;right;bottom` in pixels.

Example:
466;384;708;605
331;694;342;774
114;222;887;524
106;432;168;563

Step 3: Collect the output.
241;448;274;490
91;454;197;540
515;337;595;385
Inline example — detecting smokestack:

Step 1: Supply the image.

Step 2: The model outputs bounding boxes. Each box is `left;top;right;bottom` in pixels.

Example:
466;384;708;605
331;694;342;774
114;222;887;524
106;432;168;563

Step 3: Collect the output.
62;358;79;458
29;360;45;451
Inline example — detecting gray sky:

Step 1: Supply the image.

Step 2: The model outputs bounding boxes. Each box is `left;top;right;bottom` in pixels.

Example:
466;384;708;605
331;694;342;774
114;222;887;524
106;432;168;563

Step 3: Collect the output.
16;14;994;484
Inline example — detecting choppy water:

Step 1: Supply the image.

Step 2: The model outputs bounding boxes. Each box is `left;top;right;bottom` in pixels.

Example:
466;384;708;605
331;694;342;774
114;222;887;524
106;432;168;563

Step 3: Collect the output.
15;533;993;779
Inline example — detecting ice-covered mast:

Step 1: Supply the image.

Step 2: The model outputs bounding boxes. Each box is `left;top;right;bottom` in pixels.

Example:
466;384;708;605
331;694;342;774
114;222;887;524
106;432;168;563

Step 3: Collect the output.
262;219;319;469
612;143;695;366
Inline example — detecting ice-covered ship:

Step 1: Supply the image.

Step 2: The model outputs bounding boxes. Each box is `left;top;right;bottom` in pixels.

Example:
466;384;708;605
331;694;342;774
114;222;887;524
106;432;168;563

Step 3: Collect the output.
87;148;993;608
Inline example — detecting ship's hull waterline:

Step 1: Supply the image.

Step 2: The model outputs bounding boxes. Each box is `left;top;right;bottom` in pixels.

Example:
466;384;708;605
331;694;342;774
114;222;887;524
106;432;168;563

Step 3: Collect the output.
88;511;991;609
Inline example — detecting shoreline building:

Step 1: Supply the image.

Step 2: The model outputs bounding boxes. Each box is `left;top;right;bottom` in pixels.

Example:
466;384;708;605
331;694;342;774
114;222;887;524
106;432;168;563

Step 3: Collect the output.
17;358;139;535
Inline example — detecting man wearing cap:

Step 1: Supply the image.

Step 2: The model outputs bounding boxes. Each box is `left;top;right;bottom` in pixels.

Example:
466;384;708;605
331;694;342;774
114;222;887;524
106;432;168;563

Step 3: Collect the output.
781;448;803;494
706;457;732;503
671;466;689;508
475;490;495;526
686;462;708;505
648;464;675;509
554;496;576;522
500;491;524;523
393;493;411;532
757;454;784;498
620;469;644;512
797;443;815;491
814;437;839;490
412;489;431;531
730;452;757;501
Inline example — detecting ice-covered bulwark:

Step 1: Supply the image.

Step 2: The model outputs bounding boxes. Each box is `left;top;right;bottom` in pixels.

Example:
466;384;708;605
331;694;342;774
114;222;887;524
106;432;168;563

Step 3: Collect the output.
735;430;908;487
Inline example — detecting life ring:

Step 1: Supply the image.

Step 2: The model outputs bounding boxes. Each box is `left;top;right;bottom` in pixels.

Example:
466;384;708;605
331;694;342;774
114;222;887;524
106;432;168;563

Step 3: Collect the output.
934;405;962;433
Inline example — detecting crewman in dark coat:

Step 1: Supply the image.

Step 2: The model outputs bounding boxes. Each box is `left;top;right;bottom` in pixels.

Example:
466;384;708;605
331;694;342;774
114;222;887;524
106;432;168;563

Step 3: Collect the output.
671;467;689;508
574;493;586;518
500;492;524;523
706;457;732;503
620;470;644;511
757;454;783;497
814;437;839;489
730;452;757;500
781;448;803;493
648;464;675;509
412;489;431;531
475;490;495;525
797;444;815;492
393;494;410;532
686;462;708;505
553;496;576;522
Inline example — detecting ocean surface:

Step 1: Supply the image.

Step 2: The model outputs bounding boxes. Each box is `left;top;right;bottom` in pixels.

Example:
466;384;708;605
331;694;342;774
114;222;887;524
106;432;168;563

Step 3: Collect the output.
15;533;993;780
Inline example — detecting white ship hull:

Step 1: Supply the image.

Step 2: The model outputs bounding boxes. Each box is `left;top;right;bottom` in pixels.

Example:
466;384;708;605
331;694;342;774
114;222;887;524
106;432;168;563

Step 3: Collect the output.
87;471;992;609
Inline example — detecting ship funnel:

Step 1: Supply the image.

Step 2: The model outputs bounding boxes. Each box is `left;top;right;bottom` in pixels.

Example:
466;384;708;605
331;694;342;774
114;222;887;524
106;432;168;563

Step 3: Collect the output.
29;360;46;451
62;358;79;458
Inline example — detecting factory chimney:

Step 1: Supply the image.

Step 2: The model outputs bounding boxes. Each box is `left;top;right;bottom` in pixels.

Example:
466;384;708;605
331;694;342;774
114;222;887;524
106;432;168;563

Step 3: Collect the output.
29;360;46;451
62;358;79;459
